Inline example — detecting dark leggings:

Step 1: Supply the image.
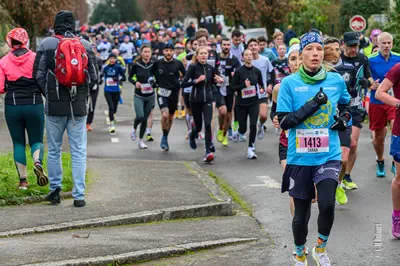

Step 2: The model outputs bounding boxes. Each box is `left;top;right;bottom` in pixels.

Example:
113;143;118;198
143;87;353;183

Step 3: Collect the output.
5;104;45;178
134;95;155;138
292;178;337;246
191;101;213;152
237;104;259;147
104;91;120;122
87;87;99;125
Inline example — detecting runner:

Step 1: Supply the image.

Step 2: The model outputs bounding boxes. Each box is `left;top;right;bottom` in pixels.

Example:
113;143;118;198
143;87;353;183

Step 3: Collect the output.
119;35;137;71
151;43;186;151
271;31;285;57
247;38;275;141
230;29;244;63
324;37;358;205
232;49;265;159
369;32;400;177
0;28;48;189
375;63;400;239
129;45;155;149
258;36;277;62
277;32;350;265
103;53;126;134
97;35;112;64
272;43;290;84
216;38;241;146
341;32;372;186
183;46;224;162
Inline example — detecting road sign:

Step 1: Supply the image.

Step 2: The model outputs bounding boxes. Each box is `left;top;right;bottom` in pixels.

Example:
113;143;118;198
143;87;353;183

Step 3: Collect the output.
349;15;367;32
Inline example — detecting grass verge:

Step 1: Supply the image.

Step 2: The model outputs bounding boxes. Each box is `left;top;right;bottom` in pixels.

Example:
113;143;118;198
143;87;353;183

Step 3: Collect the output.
0;149;73;206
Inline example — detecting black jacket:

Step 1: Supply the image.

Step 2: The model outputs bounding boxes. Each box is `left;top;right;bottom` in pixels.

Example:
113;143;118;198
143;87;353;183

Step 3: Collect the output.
128;59;155;97
33;11;97;116
231;65;264;106
151;58;185;92
183;62;218;103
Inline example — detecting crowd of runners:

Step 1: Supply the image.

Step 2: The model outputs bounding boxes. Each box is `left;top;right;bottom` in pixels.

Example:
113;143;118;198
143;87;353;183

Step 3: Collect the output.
1;11;400;266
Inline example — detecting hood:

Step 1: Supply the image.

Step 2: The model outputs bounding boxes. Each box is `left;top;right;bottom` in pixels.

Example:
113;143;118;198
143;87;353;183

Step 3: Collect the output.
54;10;75;35
8;50;35;66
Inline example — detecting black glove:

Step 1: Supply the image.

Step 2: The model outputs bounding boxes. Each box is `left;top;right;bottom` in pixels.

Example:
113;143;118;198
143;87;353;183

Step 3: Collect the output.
313;87;328;106
358;78;371;89
330;112;350;131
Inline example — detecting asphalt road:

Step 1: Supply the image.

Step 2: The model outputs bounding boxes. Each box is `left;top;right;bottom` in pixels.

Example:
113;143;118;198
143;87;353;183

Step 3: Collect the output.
87;83;400;265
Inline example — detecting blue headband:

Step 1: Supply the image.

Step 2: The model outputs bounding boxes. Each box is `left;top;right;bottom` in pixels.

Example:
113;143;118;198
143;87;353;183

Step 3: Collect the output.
300;32;323;52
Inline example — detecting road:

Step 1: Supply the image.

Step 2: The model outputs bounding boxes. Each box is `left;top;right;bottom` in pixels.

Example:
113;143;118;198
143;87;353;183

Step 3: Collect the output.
87;83;400;265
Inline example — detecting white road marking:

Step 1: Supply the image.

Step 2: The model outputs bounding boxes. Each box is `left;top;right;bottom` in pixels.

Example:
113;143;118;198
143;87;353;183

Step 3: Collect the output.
111;138;119;143
248;176;281;188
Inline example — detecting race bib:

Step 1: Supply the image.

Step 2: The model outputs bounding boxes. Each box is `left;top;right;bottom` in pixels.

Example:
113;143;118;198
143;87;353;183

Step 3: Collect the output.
241;86;257;99
141;83;153;94
296;128;329;153
350;95;361;107
158;88;172;97
184;86;193;93
106;78;118;86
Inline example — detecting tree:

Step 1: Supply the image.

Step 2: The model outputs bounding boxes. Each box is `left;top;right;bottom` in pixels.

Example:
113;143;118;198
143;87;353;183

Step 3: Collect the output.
90;0;121;25
218;0;258;28
384;0;400;51
0;0;72;50
115;0;142;22
339;0;389;33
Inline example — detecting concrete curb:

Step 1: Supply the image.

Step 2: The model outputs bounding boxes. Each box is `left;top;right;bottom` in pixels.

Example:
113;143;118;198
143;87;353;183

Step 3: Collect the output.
25;237;258;266
0;202;232;238
20;192;72;205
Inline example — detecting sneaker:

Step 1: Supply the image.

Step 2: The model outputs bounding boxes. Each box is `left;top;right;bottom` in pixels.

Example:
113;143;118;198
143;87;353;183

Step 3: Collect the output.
232;131;238;142
217;129;224;143
130;129;137;141
86;124;93;131
233;121;239;132
189;132;197;150
109;123;116;134
239;134;247;142
335;185;348;205
138;140;148;149
312;247;331;266
392;213;400;239
204;152;214;163
45;187;61;205
376;160;386;178
73;199;86;208
342;180;358;190
391;161;396;176
257;123;265;140
228;128;233;140
198;132;204;140
174;110;179;118
34;162;49;187
18;179;28;190
160;136;169;151
247;147;257;159
293;255;308;266
146;133;154;142
209;143;216;153
222;135;229;146
178;110;185;119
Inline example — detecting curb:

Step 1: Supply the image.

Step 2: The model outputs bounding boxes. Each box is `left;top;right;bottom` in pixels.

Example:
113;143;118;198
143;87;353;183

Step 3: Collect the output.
21;192;72;205
0;202;232;238
25;237;258;266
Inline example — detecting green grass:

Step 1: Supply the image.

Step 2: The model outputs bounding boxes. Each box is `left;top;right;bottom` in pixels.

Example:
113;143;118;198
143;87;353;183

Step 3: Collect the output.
0;149;73;206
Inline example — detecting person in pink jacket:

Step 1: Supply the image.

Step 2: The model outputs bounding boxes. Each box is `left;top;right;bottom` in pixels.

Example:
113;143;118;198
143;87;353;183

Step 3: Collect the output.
0;28;48;190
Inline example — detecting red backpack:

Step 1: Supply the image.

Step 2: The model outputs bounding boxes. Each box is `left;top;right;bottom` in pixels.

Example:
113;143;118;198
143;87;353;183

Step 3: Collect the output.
55;35;89;89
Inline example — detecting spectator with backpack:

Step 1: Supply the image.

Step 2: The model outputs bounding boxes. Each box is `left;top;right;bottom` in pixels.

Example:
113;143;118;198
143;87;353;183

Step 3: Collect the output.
34;10;98;208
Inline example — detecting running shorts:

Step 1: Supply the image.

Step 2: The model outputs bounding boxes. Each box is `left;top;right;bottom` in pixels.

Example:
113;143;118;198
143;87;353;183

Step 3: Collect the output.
350;107;366;129
157;90;179;115
216;93;234;112
369;103;395;131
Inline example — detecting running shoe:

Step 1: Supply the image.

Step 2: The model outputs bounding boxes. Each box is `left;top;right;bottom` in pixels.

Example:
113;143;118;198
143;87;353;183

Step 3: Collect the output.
138;140;148;149
342;180;358;190
18;179;28;190
335;185;348;205
189;132;197;150
232;131;238;142
376;160;386;178
179;110;185;119
257;123;265;140
174;110;179;118
391;161;396;176
233;121;239;132
228;128;233;140
222;135;229;146
86;124;93;132
198;132;204;140
239;134;247;142
312;247;331;266
34;161;49;187
204;152;214;163
146;133;154;142
293;255;308;266
45;187;61;205
392;213;400;239
109;124;116;134
160;136;169;151
210;143;216;153
131;129;137;141
247;147;257;159
217;129;224;143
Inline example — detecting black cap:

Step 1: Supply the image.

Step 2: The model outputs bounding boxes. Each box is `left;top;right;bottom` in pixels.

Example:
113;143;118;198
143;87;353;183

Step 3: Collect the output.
108;53;117;59
164;43;174;50
343;32;359;46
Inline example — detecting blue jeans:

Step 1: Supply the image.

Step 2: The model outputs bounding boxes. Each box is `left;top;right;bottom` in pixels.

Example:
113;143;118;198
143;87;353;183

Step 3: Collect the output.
46;115;87;200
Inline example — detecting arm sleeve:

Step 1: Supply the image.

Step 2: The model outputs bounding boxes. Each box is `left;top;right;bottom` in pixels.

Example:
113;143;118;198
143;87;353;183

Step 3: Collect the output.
268;70;276;86
179;61;186;76
231;69;243;92
276;79;320;130
338;79;351;105
270;101;277;121
128;64;136;85
257;70;264;90
0;63;5;93
182;64;195;88
119;66;126;82
364;58;372;79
